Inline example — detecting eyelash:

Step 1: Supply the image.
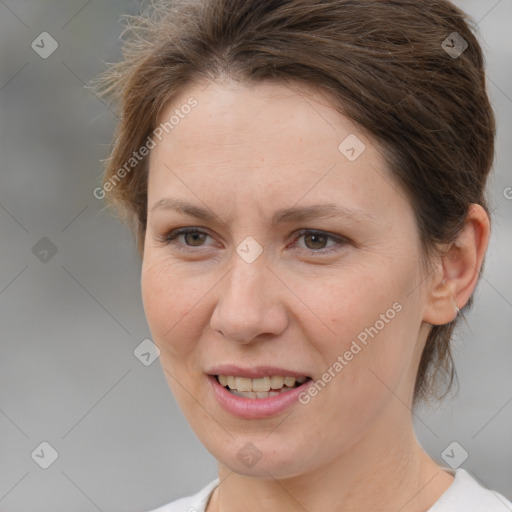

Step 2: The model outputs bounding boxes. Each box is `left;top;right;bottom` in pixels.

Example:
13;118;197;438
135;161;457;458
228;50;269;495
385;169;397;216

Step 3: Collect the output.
158;227;348;254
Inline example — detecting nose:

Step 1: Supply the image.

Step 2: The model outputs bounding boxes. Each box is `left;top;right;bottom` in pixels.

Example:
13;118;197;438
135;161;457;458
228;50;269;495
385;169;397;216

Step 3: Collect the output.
209;257;288;345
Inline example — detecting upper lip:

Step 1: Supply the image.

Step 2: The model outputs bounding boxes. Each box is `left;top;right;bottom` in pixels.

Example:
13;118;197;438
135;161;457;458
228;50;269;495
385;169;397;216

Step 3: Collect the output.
207;365;311;379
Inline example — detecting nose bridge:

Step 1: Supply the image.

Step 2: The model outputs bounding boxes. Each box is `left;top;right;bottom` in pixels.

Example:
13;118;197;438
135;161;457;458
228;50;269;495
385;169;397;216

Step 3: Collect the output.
228;256;263;306
210;250;287;343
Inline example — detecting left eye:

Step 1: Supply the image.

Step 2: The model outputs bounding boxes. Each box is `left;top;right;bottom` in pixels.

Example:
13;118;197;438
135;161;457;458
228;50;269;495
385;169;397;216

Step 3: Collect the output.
292;229;345;252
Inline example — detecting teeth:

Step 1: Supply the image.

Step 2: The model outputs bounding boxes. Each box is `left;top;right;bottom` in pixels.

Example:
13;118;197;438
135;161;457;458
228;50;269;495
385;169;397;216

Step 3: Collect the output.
235;377;252;392
231;390;257;399
252;377;271;392
284;376;295;387
217;374;309;392
270;376;284;389
232;390;285;399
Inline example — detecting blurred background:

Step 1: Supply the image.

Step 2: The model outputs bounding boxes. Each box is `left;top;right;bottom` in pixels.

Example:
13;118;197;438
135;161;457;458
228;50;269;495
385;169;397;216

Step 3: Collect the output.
0;1;511;511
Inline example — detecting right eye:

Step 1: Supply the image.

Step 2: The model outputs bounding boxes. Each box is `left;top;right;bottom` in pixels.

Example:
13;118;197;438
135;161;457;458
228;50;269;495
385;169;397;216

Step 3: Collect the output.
159;227;214;248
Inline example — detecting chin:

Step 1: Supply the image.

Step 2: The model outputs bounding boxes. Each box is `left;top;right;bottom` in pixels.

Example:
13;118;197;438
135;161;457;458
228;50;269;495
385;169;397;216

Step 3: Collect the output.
203;431;325;480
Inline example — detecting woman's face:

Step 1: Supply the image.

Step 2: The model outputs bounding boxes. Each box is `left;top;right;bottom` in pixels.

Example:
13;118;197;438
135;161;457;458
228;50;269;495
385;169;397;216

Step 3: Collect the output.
141;78;432;478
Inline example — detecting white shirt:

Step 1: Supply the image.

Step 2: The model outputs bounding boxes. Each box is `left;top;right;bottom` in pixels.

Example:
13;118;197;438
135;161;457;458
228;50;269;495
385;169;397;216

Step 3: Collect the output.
147;468;512;512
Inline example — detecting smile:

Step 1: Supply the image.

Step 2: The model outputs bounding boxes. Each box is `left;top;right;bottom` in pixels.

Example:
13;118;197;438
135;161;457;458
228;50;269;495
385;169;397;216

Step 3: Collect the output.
209;373;314;419
216;375;309;398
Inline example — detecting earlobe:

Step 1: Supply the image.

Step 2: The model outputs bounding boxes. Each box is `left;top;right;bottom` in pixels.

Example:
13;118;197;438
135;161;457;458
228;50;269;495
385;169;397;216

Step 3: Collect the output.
423;204;490;326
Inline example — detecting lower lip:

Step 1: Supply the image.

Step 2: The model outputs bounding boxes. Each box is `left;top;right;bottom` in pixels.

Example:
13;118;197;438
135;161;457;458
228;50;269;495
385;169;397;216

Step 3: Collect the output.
208;375;313;419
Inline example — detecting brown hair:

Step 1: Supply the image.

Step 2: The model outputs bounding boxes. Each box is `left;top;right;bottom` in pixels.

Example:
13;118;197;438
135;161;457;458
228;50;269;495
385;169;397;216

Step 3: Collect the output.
95;0;495;406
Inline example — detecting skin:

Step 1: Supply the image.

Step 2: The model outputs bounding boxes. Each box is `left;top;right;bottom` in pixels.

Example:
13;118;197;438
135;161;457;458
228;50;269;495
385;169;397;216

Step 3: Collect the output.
140;77;489;512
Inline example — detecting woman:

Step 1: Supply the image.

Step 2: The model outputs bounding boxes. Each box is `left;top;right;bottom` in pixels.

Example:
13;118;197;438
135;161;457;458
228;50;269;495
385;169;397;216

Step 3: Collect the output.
96;0;511;510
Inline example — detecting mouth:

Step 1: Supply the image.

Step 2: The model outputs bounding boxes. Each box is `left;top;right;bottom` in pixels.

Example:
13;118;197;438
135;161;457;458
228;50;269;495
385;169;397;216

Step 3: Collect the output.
214;374;312;399
208;369;315;418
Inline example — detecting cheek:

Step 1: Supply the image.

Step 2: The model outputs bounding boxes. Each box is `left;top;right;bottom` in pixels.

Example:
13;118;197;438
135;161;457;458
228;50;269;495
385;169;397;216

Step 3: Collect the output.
141;255;209;362
293;262;415;390
141;256;214;415
292;266;399;342
295;276;413;450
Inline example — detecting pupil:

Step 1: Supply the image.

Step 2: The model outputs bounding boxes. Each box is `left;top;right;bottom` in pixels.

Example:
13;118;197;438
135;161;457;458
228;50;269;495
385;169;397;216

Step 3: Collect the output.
306;233;326;249
186;232;206;246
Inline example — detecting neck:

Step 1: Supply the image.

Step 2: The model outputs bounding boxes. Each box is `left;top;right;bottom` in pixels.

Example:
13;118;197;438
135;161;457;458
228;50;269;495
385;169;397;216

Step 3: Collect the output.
207;405;454;512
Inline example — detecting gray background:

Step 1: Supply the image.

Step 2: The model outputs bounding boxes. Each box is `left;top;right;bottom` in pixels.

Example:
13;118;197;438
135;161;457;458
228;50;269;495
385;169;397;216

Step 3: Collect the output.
0;1;510;511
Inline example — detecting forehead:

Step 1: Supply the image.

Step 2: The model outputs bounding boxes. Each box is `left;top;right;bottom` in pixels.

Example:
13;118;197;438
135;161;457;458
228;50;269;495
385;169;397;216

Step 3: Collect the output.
147;78;403;219
153;78;355;158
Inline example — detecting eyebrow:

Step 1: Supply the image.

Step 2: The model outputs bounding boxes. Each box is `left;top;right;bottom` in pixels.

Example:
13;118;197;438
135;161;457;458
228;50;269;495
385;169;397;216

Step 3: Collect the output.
150;198;372;225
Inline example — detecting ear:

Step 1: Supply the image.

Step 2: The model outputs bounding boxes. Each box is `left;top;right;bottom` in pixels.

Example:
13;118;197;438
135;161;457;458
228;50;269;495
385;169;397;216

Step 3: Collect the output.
423;204;490;326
